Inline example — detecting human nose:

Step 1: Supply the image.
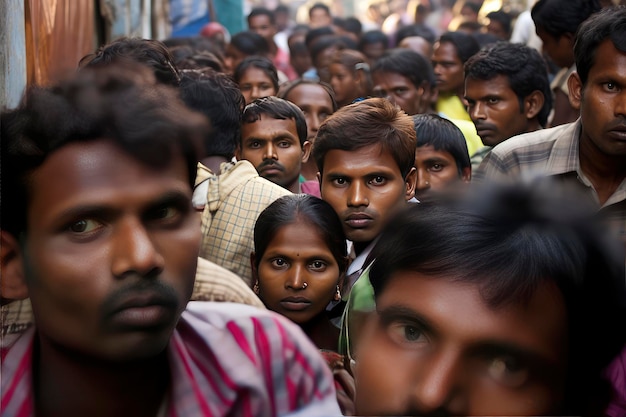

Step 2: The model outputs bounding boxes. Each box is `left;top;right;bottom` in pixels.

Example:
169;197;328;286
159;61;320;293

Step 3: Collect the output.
251;86;261;101
615;90;626;117
347;181;369;207
285;263;306;290
111;218;165;279
308;113;321;134
263;142;277;160
416;169;431;190
469;101;486;121
409;350;463;414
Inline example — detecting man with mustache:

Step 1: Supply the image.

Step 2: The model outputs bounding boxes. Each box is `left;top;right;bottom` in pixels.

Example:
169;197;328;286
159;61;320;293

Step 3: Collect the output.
464;42;552;169
0;64;340;417
475;6;626;254
238;96;314;194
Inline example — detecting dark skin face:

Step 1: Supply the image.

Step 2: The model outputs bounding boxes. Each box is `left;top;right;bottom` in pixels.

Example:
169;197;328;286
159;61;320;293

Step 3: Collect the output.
432;41;465;97
13;140;199;362
355;272;568;416
414;145;470;202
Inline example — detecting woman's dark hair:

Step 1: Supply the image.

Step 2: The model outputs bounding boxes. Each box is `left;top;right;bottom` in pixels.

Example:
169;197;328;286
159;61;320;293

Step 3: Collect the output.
253;194;348;275
277;78;338;112
233;56;280;92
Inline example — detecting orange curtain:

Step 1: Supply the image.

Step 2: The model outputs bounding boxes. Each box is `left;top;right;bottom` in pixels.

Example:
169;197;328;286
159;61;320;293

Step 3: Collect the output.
25;0;95;86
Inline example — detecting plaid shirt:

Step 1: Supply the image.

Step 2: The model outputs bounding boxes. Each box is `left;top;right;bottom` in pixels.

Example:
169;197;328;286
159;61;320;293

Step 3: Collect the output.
1;302;341;417
475;120;626;251
194;161;291;286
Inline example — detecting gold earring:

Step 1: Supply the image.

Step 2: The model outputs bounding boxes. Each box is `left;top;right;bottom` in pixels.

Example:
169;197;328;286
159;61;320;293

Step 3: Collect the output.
334;285;341;301
253;281;259;295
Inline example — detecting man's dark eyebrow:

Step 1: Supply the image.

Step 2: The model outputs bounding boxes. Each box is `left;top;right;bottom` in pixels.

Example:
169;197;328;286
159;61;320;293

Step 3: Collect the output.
467;340;560;371
146;191;192;212
376;305;438;336
420;157;450;165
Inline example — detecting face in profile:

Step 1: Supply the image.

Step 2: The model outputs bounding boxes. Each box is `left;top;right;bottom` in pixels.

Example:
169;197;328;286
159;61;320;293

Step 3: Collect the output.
355;270;568;415
465;74;536;147
319;144;416;246
432;41;465;95
238;114;310;192
19;140;200;362
252;221;340;324
329;63;361;106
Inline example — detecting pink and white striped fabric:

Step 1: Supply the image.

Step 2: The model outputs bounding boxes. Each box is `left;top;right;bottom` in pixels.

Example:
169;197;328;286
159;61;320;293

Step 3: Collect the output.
1;302;341;417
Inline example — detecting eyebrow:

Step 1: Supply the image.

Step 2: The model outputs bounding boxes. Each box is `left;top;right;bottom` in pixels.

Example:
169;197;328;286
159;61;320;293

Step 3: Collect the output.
52;190;191;228
377;305;438;336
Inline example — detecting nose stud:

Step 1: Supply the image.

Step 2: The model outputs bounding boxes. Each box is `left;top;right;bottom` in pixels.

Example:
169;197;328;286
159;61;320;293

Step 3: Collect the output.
302;282;308;289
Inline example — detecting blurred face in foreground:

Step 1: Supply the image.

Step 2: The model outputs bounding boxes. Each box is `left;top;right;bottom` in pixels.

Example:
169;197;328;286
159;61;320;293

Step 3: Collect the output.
355;270;568;415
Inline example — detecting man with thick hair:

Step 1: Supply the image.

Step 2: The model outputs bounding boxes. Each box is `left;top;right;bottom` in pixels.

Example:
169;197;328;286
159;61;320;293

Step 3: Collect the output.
531;0;601;127
413;113;471;202
476;6;626;254
464;41;552;168
238;96;312;194
247;7;297;80
313;98;417;353
180;71;290;286
431;31;480;122
371;48;482;157
0;64;340;417
355;182;626;415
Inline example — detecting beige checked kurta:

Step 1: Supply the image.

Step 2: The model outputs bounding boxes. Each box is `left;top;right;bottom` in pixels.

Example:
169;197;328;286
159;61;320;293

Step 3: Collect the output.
194;161;291;286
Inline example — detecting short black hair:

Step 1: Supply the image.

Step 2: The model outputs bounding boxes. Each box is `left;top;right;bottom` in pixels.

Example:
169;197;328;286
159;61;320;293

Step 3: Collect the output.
242;96;308;146
368;181;626;415
412;114;470;177
1;63;207;238
248;7;275;25
309;2;330;18
464;42;552;127
395;24;436;45
438;31;480;63
486;10;512;37
358;30;388;49
79;37;181;86
229;31;270;56
179;70;244;159
372;48;435;89
531;0;601;38
574;5;626;85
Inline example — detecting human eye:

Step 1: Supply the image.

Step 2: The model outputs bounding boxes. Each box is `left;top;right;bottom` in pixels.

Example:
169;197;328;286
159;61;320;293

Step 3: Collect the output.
602;81;620;92
309;260;328;271
67;219;103;235
247;140;262;149
393;88;408;96
270;258;289;269
387;321;427;345
277;140;292;148
319;112;329;121
331;177;348;186
486;354;529;388
487;97;500;105
429;163;444;172
240;84;252;92
369;175;387;185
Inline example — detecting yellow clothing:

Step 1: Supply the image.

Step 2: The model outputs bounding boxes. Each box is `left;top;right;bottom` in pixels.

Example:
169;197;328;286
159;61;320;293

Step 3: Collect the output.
436;93;471;122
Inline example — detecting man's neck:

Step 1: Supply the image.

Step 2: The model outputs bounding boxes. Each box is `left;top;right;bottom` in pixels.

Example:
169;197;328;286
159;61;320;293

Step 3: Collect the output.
35;336;170;417
353;240;372;258
579;133;626;205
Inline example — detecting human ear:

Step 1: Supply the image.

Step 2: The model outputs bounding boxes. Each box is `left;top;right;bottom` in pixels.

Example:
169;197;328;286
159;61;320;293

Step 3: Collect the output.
404;167;417;200
1;230;29;300
524;90;545;120
301;140;312;163
461;166;471;183
567;71;583;111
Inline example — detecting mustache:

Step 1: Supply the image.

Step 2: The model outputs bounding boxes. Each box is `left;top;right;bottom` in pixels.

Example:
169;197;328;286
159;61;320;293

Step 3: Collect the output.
258;159;284;171
473;121;497;131
100;280;179;317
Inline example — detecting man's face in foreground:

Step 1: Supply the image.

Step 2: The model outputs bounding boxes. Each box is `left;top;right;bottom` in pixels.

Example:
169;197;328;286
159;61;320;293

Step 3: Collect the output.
21;139;199;361
355;271;568;415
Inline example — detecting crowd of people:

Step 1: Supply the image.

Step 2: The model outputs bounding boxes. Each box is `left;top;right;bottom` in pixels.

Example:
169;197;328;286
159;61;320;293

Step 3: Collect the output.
1;0;626;416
